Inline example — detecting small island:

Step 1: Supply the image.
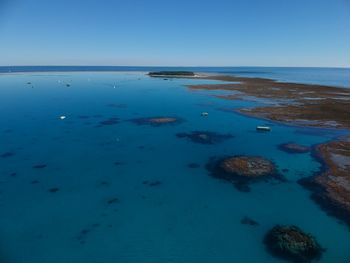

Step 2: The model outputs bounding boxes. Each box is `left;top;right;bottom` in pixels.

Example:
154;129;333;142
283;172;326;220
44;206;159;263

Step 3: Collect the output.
148;71;195;77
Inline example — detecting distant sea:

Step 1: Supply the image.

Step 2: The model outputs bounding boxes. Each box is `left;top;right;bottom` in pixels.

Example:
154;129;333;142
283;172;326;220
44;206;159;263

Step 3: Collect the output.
1;66;350;88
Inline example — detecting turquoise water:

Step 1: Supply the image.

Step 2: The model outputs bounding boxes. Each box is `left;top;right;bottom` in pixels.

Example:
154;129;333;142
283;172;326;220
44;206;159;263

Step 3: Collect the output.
0;71;349;263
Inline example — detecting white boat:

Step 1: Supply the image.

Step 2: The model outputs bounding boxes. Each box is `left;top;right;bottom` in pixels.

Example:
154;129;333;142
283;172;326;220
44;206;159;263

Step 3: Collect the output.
256;126;271;131
201;112;209;117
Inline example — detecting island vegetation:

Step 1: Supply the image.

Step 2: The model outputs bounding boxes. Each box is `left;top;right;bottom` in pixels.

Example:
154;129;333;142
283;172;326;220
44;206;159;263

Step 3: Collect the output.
148;71;195;77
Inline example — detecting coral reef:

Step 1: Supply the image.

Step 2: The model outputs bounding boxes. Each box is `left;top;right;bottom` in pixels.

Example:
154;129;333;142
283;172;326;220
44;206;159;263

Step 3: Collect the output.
176;131;234;144
241;216;259;226
188;75;350;129
99;117;120;126
299;137;350;226
206;155;283;192
143;180;162;187
130;116;182;127
32;164;47;169
278;143;310;154
264;225;324;262
0;152;15;158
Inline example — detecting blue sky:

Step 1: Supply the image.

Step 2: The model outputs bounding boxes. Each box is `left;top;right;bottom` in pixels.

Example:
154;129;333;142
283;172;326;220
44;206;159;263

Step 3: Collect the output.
0;0;349;67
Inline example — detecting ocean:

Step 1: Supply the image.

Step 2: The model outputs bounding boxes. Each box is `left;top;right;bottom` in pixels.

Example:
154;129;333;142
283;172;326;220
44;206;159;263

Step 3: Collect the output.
0;67;349;262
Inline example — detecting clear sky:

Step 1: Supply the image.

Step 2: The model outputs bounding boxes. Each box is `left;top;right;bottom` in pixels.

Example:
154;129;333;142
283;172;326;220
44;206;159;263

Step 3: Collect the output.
0;0;349;67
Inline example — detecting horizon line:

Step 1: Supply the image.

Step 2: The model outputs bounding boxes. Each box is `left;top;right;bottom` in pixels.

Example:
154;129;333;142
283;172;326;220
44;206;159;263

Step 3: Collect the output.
1;65;350;69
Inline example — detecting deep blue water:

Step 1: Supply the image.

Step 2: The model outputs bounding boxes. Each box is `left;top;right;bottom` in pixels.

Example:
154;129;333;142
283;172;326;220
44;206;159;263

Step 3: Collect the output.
0;69;350;263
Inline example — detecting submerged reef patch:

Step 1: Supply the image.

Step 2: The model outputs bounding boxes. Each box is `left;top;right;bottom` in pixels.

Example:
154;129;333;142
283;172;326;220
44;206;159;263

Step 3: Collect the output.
142;180;162;187
264;225;324;263
0;152;15;158
76;223;101;244
129;116;183;127
240;216;259;226
299;137;350;227
114;161;125;166
176;131;234;145
206;155;283;192
107;197;119;205
32;164;47;169
278;143;310;154
48;187;59;193
98;117;120;126
31;180;40;184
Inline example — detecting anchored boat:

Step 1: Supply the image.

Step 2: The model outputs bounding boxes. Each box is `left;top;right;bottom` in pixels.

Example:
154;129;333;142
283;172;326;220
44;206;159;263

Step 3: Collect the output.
256;126;271;132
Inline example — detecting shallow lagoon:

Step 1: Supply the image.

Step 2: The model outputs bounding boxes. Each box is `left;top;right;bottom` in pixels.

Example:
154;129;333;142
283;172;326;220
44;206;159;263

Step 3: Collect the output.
0;72;349;263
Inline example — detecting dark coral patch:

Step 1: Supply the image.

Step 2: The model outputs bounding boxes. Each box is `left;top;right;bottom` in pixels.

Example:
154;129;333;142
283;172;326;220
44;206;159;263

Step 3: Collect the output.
129;116;183;127
278;143;310;154
264;225;324;263
48;187;59;193
114;161;125;166
206;155;284;192
107;197;119;204
241;216;259;226
188;163;200;168
32;164;47;169
176;131;234;145
143;180;162;187
0;152;15;158
76;229;90;244
149;181;162;187
31;180;40;184
99;117;120;126
99;181;110;187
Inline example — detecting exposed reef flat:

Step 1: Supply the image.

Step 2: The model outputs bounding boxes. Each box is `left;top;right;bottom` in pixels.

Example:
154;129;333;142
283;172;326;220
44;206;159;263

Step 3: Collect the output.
299;136;350;227
264;225;324;263
186;74;350;224
129;116;183;127
176;131;234;144
187;75;350;129
206;155;283;192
